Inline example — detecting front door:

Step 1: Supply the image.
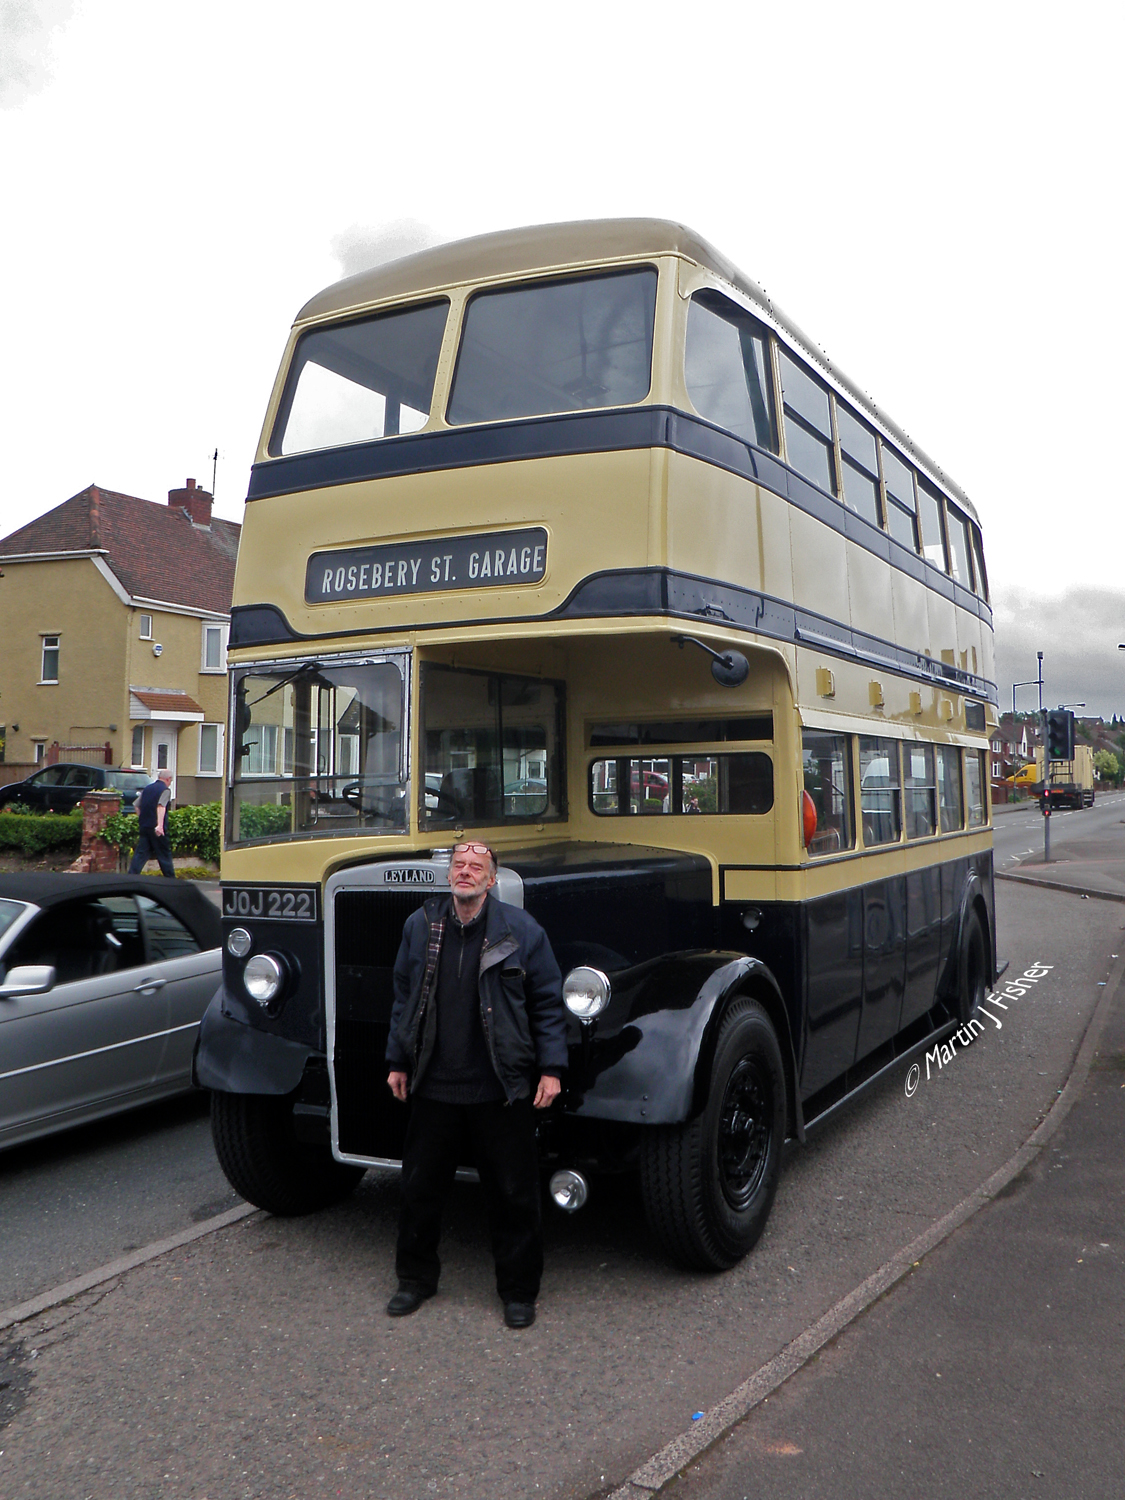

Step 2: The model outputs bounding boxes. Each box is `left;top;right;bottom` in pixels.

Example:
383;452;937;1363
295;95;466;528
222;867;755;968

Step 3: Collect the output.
151;727;177;794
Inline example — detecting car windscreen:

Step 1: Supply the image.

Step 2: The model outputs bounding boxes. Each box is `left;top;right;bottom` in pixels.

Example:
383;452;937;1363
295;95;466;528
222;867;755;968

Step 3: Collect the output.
0;899;28;942
105;772;149;791
229;656;408;843
447;267;657;425
270;300;449;456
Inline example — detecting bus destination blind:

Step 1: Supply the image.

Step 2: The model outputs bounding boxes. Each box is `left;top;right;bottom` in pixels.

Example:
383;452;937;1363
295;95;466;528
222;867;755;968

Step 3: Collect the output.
306;527;549;604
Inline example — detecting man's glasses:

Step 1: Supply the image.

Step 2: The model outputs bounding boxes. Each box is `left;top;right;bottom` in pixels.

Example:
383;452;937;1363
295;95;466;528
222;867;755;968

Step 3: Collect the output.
453;842;495;860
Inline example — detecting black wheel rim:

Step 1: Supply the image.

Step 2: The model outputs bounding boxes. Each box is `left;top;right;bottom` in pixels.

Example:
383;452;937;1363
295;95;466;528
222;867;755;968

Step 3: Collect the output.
717;1056;772;1211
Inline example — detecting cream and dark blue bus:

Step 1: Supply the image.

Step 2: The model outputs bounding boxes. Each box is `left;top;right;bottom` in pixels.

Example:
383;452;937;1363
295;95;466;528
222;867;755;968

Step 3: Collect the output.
196;220;996;1270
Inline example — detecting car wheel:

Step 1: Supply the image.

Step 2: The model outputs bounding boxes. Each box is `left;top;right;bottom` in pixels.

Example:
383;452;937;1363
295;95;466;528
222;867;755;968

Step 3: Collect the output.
640;997;786;1271
211;1091;365;1215
957;908;988;1025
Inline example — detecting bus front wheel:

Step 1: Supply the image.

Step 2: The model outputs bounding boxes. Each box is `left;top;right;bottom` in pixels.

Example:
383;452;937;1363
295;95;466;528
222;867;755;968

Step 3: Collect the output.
639;998;786;1271
957;909;989;1025
211;1091;365;1216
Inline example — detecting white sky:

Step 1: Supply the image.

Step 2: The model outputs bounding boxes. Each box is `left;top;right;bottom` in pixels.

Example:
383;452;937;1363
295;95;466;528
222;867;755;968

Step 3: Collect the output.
2;0;1122;713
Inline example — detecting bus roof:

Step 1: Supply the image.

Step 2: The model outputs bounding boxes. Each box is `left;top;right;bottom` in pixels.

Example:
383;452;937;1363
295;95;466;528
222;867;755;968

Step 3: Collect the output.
295;218;977;521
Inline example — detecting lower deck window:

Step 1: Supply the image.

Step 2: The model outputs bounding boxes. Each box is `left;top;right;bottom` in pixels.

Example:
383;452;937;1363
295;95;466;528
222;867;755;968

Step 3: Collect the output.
965;749;987;826
859;736;902;845
590;753;773;816
937;745;964;832
802;731;854;854
904;742;937;838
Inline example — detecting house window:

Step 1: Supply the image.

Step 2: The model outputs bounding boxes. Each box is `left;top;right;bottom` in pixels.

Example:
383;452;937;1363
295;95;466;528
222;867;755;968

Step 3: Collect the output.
156;742;169;770
33;741;46;764
131;725;146;766
139;614;153;640
199;723;224;776
40;635;60;683
201;623;228;673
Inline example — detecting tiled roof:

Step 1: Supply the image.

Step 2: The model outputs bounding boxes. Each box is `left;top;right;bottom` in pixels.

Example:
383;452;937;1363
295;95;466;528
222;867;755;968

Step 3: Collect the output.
131;690;205;714
0;484;240;615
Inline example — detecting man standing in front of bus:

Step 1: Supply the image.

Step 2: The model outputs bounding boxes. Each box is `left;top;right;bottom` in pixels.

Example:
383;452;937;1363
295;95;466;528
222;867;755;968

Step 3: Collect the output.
385;841;566;1329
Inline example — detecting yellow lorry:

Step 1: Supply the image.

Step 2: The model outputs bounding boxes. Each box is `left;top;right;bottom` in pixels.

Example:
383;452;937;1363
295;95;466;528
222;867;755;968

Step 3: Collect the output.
1034;744;1096;809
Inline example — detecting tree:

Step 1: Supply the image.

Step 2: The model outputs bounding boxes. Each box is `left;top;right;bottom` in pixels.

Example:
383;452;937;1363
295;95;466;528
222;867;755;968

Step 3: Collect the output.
1093;749;1122;786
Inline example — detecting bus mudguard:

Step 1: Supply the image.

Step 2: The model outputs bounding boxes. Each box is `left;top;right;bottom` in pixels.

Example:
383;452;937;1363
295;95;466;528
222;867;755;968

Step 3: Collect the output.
193;986;313;1096
567;951;802;1138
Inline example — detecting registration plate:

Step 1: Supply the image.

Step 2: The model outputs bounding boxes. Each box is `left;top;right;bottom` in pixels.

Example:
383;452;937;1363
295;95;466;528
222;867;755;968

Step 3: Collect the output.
221;885;319;922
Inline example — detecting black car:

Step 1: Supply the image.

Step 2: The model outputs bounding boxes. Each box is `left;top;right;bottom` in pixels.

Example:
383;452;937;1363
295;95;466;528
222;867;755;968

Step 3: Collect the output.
0;765;150;814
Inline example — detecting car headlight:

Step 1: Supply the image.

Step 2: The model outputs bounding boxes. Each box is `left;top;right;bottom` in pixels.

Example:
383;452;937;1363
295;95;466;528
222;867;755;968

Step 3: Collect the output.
563;965;611;1021
244;953;284;1006
226;927;252;959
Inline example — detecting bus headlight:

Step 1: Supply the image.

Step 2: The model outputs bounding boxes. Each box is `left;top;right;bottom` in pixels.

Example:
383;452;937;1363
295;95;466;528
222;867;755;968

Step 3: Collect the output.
226;927;252;959
244;953;285;1007
563;966;611;1021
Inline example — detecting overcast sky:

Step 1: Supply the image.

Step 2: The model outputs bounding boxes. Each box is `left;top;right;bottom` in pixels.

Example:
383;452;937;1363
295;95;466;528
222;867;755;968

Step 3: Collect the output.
2;0;1122;713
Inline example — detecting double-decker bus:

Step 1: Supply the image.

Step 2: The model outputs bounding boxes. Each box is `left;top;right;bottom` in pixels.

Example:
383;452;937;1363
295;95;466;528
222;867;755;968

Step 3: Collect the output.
197;219;997;1270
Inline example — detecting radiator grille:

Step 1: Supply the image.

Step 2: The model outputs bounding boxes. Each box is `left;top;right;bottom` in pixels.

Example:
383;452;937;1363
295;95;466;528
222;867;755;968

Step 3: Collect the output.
333;889;430;1158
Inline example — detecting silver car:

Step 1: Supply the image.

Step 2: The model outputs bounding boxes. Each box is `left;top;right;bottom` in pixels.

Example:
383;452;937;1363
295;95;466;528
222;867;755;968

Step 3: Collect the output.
0;874;221;1151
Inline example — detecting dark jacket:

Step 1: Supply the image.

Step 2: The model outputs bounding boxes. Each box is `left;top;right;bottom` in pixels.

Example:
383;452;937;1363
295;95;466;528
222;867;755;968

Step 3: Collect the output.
387;894;567;1102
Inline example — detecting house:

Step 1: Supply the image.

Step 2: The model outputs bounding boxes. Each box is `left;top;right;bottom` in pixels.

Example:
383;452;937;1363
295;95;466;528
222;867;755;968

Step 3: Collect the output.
0;479;239;805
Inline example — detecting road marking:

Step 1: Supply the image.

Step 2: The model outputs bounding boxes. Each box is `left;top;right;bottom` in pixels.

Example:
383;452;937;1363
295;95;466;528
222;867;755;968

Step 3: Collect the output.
0;1202;259;1334
608;947;1125;1500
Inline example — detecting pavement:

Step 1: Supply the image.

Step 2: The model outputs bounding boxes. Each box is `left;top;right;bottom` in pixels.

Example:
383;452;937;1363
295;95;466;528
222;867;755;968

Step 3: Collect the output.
613;849;1125;1500
649;941;1125;1500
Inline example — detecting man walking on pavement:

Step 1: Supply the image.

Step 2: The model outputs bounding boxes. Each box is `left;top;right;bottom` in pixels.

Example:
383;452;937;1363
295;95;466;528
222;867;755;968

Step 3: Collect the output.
128;768;175;877
385;841;567;1329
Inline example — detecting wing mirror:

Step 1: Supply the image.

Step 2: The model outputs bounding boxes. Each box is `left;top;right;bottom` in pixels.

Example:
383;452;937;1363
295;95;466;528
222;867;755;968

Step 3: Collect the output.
0;965;57;998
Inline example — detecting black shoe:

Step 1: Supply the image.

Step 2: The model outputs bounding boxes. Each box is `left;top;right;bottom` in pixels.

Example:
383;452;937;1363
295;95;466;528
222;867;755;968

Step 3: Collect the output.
386;1286;434;1317
503;1301;536;1329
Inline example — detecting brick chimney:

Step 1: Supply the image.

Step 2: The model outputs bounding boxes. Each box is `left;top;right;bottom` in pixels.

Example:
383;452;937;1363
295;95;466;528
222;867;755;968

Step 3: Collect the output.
168;476;213;528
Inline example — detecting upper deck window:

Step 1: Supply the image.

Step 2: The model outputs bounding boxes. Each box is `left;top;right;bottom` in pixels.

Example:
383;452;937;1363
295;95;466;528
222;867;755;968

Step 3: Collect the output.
835;403;882;528
684;291;777;451
970;523;989;602
270;300;448;457
779;350;836;494
945;505;974;590
917;481;948;571
447;268;657;425
880;445;919;552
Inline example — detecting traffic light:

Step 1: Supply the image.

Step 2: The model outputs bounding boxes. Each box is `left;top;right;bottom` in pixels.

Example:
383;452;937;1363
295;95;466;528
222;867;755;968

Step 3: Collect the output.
1045;708;1074;761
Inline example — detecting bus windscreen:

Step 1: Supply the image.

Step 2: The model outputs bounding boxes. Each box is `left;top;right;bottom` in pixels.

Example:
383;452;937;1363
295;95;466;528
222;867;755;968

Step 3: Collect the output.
271;300;449;456
447;268;657;425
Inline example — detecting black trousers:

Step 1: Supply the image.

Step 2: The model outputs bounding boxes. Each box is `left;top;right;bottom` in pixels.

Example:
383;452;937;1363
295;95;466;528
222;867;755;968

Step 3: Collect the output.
396;1095;542;1303
128;830;174;877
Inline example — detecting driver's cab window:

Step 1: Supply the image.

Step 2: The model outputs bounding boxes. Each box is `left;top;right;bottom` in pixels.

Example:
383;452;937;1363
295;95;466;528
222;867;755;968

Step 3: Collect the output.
421;664;564;827
4;897;145;985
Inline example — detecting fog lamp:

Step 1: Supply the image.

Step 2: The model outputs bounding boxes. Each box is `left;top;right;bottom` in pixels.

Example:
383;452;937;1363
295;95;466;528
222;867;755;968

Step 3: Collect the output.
563;966;611;1021
549;1169;589;1212
244;952;284;1006
227;927;252;958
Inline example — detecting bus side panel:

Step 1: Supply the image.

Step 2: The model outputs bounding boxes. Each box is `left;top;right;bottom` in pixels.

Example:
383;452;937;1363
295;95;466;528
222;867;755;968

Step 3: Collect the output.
800;889;864;1098
901;864;944;1031
854;875;907;1060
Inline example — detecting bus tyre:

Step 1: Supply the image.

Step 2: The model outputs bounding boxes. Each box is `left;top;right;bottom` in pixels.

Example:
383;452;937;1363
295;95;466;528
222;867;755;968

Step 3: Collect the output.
640;998;785;1272
211;1091;365;1216
957;909;988;1025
